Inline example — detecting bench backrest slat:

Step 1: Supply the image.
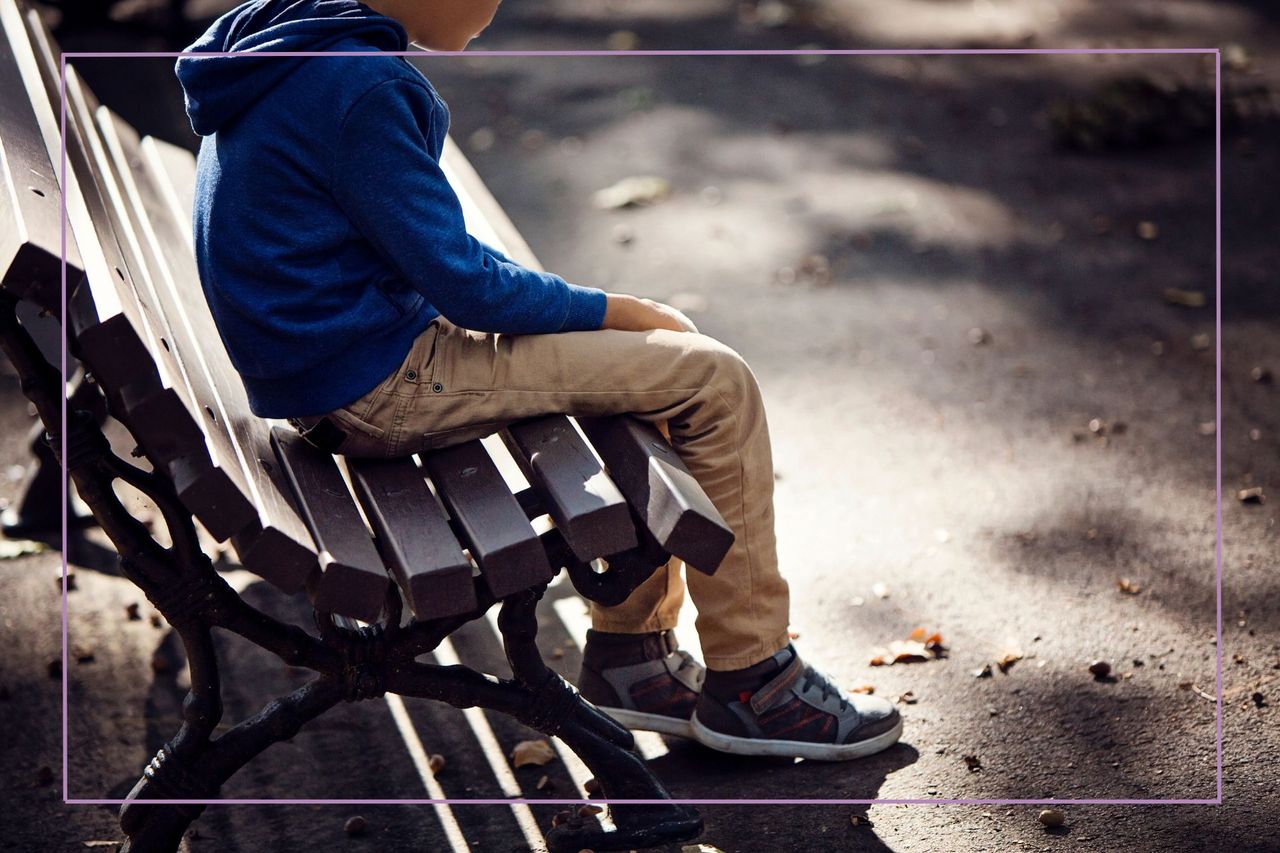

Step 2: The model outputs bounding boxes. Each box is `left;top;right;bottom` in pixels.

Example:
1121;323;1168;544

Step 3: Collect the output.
59;66;267;543
0;2;69;313
578;415;734;575
422;439;553;600
500;415;636;561
94;106;319;592
348;456;477;620
270;427;388;622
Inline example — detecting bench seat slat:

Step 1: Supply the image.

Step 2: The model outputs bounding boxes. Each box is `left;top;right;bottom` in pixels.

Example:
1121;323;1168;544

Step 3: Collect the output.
500;415;637;561
577;416;734;575
348;457;477;620
271;428;388;623
422;440;553;599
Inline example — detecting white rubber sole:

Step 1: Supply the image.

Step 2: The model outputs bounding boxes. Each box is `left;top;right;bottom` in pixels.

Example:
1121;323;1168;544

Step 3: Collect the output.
596;705;694;739
690;713;904;761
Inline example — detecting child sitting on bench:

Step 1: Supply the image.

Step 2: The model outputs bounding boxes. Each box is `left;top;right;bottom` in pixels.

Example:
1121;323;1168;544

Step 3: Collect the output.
176;0;902;760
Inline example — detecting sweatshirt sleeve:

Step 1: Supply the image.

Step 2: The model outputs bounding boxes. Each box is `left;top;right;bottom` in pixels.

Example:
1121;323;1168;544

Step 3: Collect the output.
330;79;607;334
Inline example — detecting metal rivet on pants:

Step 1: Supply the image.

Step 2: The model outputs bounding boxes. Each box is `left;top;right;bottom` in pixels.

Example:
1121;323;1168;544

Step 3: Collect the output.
405;368;418;381
432;382;444;393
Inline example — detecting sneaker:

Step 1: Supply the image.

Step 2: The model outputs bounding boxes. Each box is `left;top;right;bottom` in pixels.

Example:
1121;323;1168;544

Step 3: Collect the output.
577;629;705;738
691;645;903;761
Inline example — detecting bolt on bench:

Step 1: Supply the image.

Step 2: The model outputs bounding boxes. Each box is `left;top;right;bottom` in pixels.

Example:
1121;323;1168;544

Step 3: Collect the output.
0;3;735;850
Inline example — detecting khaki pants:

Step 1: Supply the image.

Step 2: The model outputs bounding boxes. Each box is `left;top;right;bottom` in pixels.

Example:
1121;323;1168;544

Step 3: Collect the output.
329;315;791;670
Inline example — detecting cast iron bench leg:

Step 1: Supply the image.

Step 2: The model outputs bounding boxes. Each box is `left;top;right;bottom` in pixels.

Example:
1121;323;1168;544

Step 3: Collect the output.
1;294;700;852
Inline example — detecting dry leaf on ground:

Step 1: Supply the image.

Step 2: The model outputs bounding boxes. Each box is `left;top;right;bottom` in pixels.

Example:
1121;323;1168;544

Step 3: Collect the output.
592;176;671;210
1038;808;1066;827
871;629;946;666
511;739;557;768
996;648;1025;673
1117;577;1142;594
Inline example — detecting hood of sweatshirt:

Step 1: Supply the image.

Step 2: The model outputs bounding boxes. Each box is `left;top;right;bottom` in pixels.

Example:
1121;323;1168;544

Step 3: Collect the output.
175;0;408;136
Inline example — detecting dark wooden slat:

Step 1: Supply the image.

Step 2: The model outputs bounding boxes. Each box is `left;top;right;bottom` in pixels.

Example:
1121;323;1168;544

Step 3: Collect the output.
270;428;388;623
347;457;476;620
422;440;553;600
576;416;734;575
59;67;263;546
0;3;65;314
94;108;318;592
500;415;636;561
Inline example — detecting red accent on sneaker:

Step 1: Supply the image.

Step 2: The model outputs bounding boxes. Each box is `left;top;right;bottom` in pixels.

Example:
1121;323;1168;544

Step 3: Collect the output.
739;690;754;704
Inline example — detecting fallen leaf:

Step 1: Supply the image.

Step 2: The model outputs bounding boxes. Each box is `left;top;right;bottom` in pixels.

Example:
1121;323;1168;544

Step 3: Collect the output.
850;684;876;695
428;754;445;774
996;648;1024;674
897;691;918;705
963;754;983;772
849;814;874;827
1191;685;1216;702
592;176;671;210
870;629;947;666
0;538;47;560
1162;288;1206;308
584;777;603;796
511;739;557;768
1237;487;1265;504
577;804;604;818
1117;578;1142;595
974;664;994;679
125;603;141;621
343;816;366;837
1038;808;1066;827
1088;660;1112;680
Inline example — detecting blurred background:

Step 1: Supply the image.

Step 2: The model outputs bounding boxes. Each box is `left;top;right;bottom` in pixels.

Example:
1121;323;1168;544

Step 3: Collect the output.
2;1;1276;852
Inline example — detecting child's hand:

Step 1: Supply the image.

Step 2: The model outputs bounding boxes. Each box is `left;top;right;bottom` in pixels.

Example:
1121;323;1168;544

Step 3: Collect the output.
603;294;699;334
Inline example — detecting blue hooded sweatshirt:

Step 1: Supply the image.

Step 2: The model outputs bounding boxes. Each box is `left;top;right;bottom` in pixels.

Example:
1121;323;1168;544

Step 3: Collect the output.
175;0;608;418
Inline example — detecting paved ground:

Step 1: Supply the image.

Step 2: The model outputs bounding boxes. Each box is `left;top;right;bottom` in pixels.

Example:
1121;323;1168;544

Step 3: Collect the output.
2;0;1277;851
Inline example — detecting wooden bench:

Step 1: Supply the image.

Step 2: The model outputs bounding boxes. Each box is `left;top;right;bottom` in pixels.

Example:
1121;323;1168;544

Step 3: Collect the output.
0;3;733;850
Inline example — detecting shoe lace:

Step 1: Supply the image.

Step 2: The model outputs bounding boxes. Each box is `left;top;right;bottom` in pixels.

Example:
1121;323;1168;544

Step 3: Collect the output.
799;664;849;712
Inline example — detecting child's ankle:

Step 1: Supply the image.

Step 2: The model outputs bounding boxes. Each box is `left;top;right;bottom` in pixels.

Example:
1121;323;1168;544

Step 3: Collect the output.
702;645;796;703
582;628;677;671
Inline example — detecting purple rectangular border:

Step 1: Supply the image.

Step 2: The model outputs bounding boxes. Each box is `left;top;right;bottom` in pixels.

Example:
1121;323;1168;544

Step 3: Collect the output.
58;47;1224;808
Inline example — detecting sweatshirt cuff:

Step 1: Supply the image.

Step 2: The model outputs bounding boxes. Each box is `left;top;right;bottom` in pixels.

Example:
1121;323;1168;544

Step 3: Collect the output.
560;283;608;332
